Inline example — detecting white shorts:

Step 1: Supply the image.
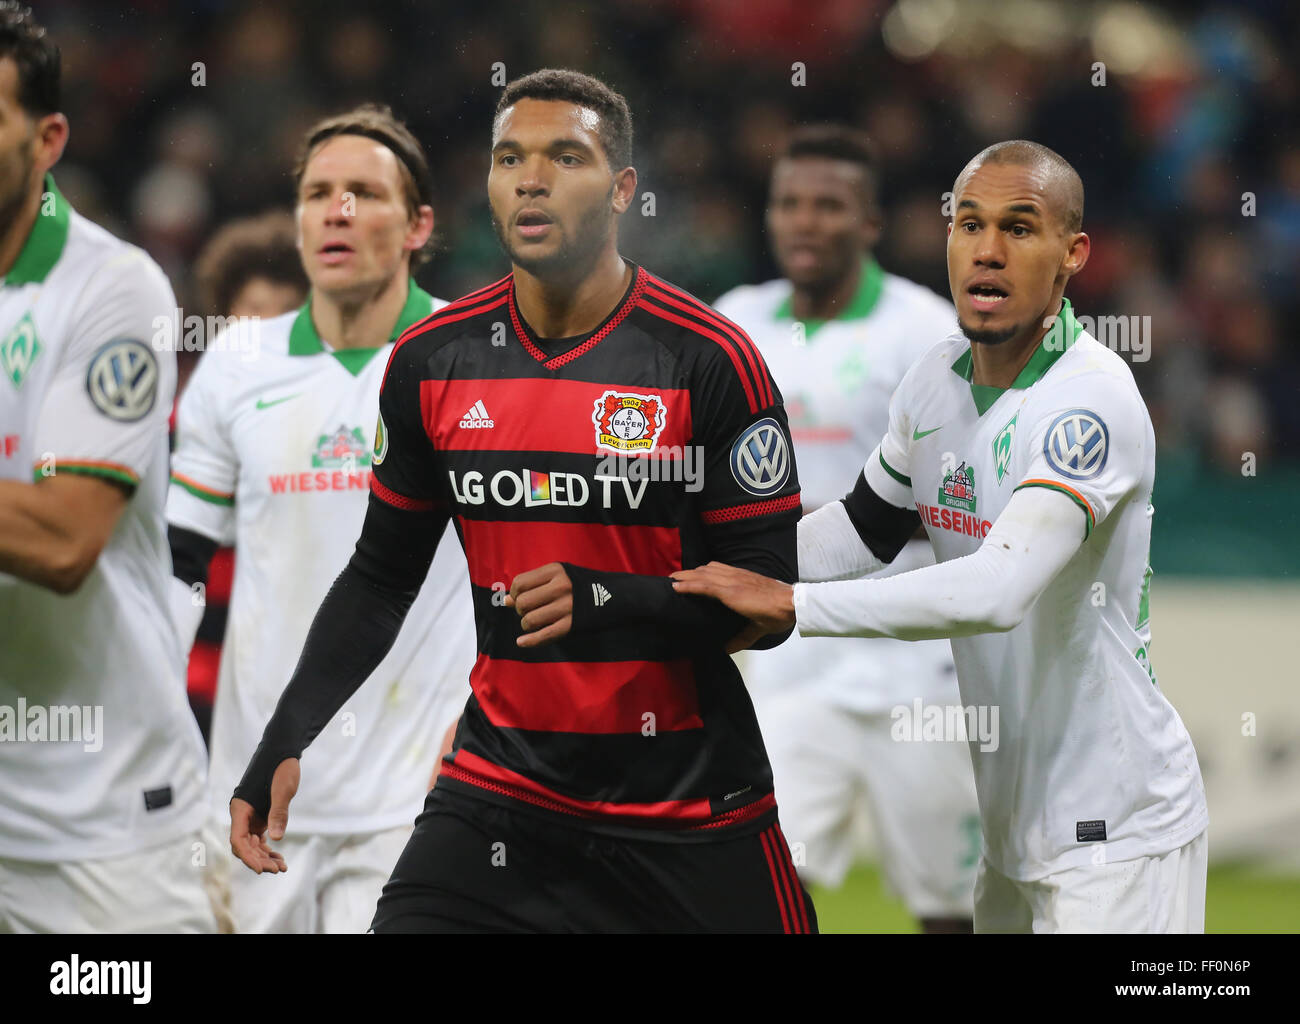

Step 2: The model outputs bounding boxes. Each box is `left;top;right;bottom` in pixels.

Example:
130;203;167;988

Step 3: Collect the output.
222;823;413;934
0;829;218;933
755;684;981;919
974;830;1209;933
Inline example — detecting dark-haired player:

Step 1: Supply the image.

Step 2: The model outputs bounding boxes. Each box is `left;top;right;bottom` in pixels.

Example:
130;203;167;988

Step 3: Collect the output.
170;105;474;933
232;69;816;933
675;141;1208;933
0;2;213;932
714;125;979;932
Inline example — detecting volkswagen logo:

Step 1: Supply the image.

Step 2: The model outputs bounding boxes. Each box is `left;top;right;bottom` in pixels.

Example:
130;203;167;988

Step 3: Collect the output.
1044;409;1108;479
86;339;159;422
730;417;791;496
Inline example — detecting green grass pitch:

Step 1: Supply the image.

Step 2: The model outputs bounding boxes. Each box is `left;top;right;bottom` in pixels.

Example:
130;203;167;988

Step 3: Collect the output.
811;862;1300;933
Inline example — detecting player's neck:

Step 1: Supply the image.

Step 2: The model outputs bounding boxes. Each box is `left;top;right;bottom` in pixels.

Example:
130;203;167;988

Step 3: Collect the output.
789;258;864;322
0;184;44;280
513;247;631;338
310;271;410;350
969;292;1064;388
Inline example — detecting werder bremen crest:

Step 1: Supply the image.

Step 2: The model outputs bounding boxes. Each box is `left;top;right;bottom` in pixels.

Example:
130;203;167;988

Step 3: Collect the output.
0;312;41;389
992;413;1018;484
939;461;977;513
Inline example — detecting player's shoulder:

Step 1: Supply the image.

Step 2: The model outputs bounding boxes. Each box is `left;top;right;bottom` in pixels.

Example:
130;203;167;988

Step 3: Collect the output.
636;267;760;354
879;271;956;325
635;268;778;412
63;208;171;297
187;309;297;395
388;274;513;361
901;329;969;387
711;277;791;321
1049;330;1148;414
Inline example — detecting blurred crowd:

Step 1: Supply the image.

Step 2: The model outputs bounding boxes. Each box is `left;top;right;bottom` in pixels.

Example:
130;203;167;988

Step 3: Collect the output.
39;0;1300;468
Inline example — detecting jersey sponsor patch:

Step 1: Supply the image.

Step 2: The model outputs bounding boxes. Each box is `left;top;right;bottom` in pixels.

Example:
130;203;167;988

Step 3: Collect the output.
938;461;977;513
730;417;791;496
313;424;370;469
0;312;42;389
85;338;157;421
593;390;666;453
372;411;388;465
1044;409;1108;480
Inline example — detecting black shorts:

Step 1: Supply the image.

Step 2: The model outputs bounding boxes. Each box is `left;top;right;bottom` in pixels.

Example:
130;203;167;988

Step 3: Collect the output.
370;783;818;933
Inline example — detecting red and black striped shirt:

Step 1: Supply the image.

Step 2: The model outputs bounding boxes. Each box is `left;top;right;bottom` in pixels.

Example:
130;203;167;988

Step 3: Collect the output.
372;264;800;836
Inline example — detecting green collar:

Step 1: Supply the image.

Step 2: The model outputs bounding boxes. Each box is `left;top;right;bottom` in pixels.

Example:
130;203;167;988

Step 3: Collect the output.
774;257;885;338
289;278;434;375
951;296;1083;416
4;173;71;286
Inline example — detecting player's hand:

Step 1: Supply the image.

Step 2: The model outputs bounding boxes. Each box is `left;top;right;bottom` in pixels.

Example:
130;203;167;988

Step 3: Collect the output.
228;757;300;875
670;562;796;638
724;620;772;656
506;562;573;648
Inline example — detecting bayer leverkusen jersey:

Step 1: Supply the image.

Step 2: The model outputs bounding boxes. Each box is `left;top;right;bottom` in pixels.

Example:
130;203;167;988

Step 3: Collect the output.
372;264;801;835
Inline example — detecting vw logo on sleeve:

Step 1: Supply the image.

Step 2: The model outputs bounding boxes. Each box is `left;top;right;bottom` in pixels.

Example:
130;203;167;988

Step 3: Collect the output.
85;339;159;422
730;417;791;496
1043;409;1109;479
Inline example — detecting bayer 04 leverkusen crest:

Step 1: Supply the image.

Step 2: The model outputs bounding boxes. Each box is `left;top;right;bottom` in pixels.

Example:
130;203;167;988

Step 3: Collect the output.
592;390;667;453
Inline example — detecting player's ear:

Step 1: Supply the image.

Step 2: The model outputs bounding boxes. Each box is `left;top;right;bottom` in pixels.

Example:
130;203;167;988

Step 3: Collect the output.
33;112;68;175
611;166;637;215
1062;231;1090;279
405;204;435;254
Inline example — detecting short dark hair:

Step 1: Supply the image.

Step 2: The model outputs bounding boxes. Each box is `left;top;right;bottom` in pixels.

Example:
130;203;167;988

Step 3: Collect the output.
0;2;59;117
193;211;308;317
782;124;880;212
495;69;633;170
292;104;436;267
958;140;1084;233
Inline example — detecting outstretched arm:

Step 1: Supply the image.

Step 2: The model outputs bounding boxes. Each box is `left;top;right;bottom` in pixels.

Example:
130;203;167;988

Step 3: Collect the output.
673;486;1085;642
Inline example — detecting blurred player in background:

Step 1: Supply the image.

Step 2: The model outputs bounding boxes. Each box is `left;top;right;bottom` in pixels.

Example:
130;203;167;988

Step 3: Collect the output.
231;69;815;933
167;105;474;933
675;141;1209;933
0;3;214;932
714;125;979;932
181;210;308;745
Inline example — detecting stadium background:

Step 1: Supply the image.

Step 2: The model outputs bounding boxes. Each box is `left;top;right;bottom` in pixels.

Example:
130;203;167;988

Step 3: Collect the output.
40;0;1299;931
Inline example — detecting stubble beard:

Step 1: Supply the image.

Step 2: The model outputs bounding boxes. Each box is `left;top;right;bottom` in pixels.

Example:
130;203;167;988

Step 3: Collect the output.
0;134;37;242
492;183;615;281
958;316;1023;346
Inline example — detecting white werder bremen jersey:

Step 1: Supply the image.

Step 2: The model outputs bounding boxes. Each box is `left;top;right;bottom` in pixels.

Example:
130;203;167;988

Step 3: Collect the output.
167;284;475;834
715;261;958;709
0;176;207;861
859;299;1208;880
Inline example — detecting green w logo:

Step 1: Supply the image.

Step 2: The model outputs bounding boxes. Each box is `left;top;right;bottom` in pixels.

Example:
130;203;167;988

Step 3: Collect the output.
992;413;1017;484
0;313;42;389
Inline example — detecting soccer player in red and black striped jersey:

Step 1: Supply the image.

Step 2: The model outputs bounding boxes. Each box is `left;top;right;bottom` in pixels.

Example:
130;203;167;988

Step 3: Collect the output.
230;69;817;933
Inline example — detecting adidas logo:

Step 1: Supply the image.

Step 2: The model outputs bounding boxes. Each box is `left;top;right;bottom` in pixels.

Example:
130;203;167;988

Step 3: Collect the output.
592;583;612;607
459;400;494;429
